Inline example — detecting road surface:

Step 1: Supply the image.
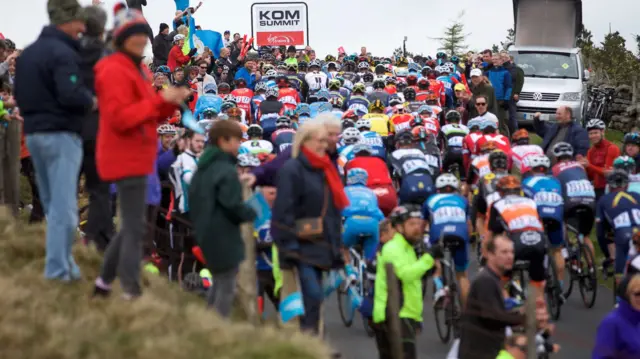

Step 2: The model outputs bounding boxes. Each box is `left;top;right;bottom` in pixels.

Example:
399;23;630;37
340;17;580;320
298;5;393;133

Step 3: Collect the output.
320;256;614;359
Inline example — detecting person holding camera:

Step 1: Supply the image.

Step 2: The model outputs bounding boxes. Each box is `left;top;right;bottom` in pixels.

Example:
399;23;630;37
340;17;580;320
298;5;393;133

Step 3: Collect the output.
193;60;216;96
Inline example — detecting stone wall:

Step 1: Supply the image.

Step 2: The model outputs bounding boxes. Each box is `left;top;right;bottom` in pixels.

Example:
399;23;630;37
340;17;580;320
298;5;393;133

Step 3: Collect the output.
602;84;640;132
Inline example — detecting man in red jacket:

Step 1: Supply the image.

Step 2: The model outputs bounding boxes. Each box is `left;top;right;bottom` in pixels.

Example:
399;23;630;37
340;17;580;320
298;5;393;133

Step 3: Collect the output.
92;6;191;299
581;119;620;200
166;34;196;71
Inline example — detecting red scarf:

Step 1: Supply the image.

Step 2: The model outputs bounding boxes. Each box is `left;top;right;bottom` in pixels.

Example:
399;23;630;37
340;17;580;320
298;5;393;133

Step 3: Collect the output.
301;146;350;210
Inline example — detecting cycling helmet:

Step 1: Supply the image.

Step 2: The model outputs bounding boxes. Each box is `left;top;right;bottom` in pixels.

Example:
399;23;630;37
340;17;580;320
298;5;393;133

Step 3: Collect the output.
342;127;362;145
528;154;551;171
325;54;336;62
439;65;451;74
613;155;637;174
396;81;407;92
403;87;416;101
316;89;331;101
276;116;291;129
396;56;408;67
435;173;460;191
156;65;171;75
395;130;414;146
203;83;217;94
407;62;422;73
372;79;385;89
450;56;460;64
358;61;370;70
329;96;344;109
352;83;366;93
328;79;341;90
261;63;275;72
489;150;508;171
287;62;298;72
265;87;279;99
342;119;356;130
586;119;606;131
385;76;397;85
552;142;574;159
157;124;177;135
607;169;629;189
355;119;371;131
352;143;374;156
276;75;290;87
362;73;374;83
235;77;247;88
342;109;359;121
417;77;430;88
512;129;529;144
265;69;279;78
202;108;219;118
295;103;311;117
624;132;640;146
467;118;481;130
221;101;237;112
375;64;386;73
411;126;429;142
218;82;231;93
369;99;385;112
389;204;423;226
237;154;260;168
445;110;461;123
298;61;308;71
436;51;447;59
496;175;521;193
309;59;322;68
173;34;186;43
254;81;268;93
417;105;433;114
327;61;338;70
389;94;403;107
247;124;263;138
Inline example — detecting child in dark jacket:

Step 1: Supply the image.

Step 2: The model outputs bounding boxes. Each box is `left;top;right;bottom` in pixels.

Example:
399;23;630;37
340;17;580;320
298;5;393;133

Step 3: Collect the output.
189;120;256;317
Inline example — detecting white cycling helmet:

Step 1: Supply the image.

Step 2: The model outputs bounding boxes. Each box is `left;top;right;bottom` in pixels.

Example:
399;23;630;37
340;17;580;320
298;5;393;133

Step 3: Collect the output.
265;87;279;98
528;154;551;170
255;81;269;92
309;59;322;68
435;173;460;191
355;119;371;131
358;61;370;70
173;34;186;43
586;119;606;131
341;127;362;145
157;124;177;135
265;69;278;78
237;154;260;168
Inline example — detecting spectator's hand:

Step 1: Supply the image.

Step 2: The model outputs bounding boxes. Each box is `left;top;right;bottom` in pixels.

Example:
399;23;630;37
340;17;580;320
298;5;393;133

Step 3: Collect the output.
3;95;16;108
577;157;589;168
188;48;198;57
161;86;192;104
240;173;256;187
255;71;262;81
513;94;519;101
11;108;23;122
534;112;542;119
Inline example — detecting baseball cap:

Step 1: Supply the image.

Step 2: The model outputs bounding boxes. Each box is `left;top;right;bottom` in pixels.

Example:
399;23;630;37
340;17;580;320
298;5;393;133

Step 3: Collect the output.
454;83;466;92
470;68;483;77
224;30;230;34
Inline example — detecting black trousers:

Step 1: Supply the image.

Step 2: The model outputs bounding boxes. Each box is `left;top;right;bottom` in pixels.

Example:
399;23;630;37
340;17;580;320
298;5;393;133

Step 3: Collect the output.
82;140;114;252
20;157;44;223
373;318;420;359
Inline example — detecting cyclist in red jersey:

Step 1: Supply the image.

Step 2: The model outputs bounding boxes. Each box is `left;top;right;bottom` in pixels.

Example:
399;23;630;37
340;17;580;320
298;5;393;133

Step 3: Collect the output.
345;144;397;216
389;107;414;135
415;77;431;102
230;78;254;123
423;67;446;106
276;75;301;112
472;117;512;158
584;119;620;199
462;118;484;171
384;77;398;95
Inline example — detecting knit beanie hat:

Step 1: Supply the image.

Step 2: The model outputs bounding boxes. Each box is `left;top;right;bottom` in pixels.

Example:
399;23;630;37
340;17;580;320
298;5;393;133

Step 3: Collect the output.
159;23;169;33
112;3;153;48
47;0;86;25
84;5;107;37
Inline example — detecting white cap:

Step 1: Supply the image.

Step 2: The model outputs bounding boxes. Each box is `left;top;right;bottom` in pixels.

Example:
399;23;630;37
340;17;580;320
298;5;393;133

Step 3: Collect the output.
470;68;483;77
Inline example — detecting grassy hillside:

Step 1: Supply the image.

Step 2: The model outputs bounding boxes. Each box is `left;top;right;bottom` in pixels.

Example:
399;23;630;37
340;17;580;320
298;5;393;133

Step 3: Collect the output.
0;208;331;359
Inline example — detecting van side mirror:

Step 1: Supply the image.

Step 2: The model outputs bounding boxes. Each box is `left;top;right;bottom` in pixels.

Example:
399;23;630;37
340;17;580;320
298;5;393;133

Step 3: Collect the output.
583;70;590;81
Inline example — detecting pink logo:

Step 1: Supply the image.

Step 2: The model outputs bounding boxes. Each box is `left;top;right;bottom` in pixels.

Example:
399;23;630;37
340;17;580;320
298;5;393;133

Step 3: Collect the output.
267;34;294;44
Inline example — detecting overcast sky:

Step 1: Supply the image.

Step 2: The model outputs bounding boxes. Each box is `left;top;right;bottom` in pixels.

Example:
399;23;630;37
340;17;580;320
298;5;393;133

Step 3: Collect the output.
4;0;639;57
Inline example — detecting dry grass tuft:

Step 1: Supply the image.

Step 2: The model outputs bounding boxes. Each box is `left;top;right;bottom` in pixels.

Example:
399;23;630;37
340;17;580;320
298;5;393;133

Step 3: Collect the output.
0;208;331;359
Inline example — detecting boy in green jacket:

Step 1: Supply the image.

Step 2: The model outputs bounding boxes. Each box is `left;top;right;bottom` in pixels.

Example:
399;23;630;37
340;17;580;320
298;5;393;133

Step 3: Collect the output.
189;120;256;317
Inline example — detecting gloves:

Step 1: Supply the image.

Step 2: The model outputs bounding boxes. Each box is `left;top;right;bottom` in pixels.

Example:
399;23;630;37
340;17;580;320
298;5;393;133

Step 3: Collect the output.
425;243;444;260
188;48;198;57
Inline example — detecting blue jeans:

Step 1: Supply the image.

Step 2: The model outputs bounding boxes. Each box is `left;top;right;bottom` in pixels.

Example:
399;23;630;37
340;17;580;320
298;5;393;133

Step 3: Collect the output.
297;263;325;334
26;132;83;280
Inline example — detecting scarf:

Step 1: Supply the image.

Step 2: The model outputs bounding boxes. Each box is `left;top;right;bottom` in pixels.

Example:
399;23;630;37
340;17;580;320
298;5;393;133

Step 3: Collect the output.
301;146;349;210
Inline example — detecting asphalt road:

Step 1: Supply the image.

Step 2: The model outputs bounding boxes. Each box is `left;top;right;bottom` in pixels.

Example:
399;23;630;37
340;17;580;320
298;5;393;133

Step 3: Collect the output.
320;256;615;359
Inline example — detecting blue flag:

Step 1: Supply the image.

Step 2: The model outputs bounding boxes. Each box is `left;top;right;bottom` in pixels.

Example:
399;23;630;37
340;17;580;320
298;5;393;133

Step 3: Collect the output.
188;16;224;58
174;0;189;11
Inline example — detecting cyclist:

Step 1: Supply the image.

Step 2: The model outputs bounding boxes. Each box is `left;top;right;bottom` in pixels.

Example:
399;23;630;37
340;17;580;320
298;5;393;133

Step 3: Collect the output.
236;153;261;176
584;119;620;200
367;79;390;106
389;105;415;135
415;77;431;102
231;78;254;123
343;168;385;263
373;204;442;359
595;170;640;284
276;75;301;112
475;150;510;240
416;106;440;137
621;132;640;169
411;126;441;181
510;129;543;175
475;116;511;158
241;125;273;154
305;59;328;94
522;154;566;294
551;142;598;269
328;78;345;102
440;110;469;177
251;82;268;120
356;118;386;160
403;87;423;113
436;65;457;108
423;173;472;307
466;141;499;188
346;83;371;116
363;99;391;138
389;131;435;205
486;175;547;299
257;87;283;139
271;116;296;154
425;67;446;107
462;118;484;171
384;76;398;95
338;127;364;172
345;144;397;217
613;155;640;194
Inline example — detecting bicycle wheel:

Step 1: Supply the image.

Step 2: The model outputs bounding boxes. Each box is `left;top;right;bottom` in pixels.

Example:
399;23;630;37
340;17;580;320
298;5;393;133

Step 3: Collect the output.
360;277;375;338
337;278;355;327
562;245;576;299
434;256;453;343
449;270;463;339
545;254;562;321
577;242;597;308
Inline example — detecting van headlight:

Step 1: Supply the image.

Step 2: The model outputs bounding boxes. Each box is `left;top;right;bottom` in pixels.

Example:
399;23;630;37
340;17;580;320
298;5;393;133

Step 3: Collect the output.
561;92;581;101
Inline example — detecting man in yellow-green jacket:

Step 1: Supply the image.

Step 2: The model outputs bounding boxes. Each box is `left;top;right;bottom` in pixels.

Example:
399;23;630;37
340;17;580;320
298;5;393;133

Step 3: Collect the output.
372;204;443;359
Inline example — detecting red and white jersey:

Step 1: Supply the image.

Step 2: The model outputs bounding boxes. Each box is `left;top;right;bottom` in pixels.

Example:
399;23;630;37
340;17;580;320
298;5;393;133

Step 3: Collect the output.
511;144;544;174
231;88;254;122
390;114;414;134
277;87;301;111
462;131;484;171
475;134;512;157
427;79;446;106
471;154;492;185
421;116;440;137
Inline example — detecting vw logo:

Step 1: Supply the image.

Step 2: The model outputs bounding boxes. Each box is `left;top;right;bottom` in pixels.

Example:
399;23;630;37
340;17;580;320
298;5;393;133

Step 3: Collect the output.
532;92;543;101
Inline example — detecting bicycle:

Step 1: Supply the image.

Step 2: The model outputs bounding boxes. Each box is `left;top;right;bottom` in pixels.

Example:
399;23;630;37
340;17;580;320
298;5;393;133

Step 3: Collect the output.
585;87;614;125
337;236;375;337
562;223;598;308
433;233;464;343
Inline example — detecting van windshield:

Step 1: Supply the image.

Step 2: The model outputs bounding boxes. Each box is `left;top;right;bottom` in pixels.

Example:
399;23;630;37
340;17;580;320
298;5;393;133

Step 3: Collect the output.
511;51;579;79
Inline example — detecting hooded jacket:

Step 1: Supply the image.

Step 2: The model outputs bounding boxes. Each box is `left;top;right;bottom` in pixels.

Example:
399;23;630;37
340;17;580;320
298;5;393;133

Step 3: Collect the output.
189;145;256;273
485;66;512;101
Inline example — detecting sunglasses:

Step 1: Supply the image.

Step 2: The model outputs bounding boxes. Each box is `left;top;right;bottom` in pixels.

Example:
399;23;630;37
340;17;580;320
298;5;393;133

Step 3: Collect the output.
476;102;487;106
200;66;208;69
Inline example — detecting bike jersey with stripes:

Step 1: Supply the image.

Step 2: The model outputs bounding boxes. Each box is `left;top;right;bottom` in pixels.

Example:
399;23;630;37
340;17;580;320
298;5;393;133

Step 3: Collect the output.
476;172;505;215
271;129;296;154
489;195;544;233
360;131;386;160
522;174;564;224
346;95;371;115
423;193;470;242
240;139;273;155
441;124;470;151
511;144;544;174
305;71;328;93
596;190;640;243
389;148;435;178
552;161;596;209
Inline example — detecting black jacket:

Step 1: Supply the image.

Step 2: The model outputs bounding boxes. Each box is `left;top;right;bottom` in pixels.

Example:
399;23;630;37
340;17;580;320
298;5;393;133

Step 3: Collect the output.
152;33;172;67
14;26;93;135
79;36;105;142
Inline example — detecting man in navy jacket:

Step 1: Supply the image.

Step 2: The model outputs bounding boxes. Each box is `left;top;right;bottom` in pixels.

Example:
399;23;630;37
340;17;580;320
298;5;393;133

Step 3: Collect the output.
14;0;94;282
533;106;590;160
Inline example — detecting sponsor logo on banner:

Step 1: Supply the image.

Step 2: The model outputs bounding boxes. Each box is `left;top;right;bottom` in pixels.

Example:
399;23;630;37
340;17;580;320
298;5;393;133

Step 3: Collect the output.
252;2;309;47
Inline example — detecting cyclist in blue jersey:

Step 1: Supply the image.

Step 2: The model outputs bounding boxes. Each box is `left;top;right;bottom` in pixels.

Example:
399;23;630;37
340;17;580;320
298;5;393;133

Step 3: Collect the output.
346;83;371;116
389;131;435;205
355;118;386;160
596;170;640;283
436;66;456;108
343;168;385;263
522;154;566;293
551;141;598;266
271;116;296;154
423;173;472;306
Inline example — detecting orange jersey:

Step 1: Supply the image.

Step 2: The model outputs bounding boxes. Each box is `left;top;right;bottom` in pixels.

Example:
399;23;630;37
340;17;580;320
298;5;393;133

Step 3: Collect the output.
384;85;397;95
490;196;544;233
231;88;255;122
389;113;414;134
277;87;301;111
427;79;446;106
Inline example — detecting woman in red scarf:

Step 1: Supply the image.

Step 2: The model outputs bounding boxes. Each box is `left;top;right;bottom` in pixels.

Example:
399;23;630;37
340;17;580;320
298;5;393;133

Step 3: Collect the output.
271;120;349;341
